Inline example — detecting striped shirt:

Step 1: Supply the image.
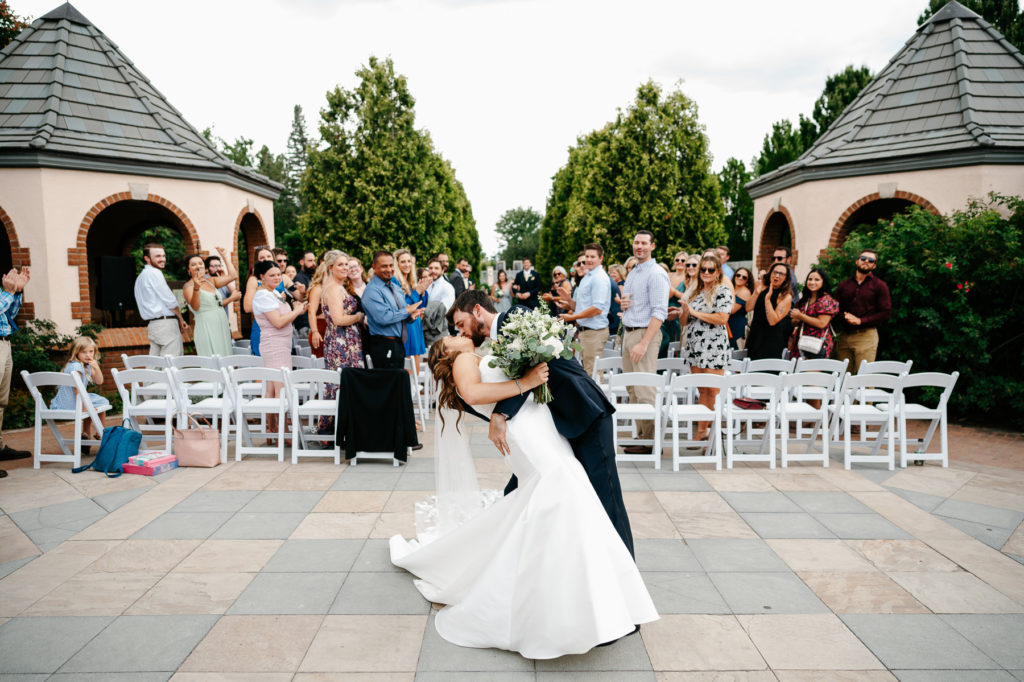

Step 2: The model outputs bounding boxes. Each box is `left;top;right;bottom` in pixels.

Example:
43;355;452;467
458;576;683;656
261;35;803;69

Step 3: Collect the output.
621;258;669;328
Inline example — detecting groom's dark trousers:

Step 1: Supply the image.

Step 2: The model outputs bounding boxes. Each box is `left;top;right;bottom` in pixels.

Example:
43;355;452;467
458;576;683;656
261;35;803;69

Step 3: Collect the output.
495;307;634;558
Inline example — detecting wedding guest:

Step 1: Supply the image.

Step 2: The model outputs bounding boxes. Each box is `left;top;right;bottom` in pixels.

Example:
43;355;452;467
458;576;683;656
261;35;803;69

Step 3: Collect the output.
308;250;344;358
662;252;692;353
789;268;839;359
746;261;793;360
607;266;622;336
319;250;365;431
363;251;424;369
619;230;669;454
426;258;456;312
244;246;275;356
835;249;891;371
0;266;30;462
559;243;611;377
204;254;240;320
347;258;369;298
450;257;472;298
512;258;541;309
679;253;732;440
624;256;639;275
492;269;512;313
394;248;428;372
184;247;236;357
133;242;187;357
284;264;298;281
729;267;754;350
717;245;735;280
541;265;572;315
252;261;307;413
49;336;109;444
293;250;317;290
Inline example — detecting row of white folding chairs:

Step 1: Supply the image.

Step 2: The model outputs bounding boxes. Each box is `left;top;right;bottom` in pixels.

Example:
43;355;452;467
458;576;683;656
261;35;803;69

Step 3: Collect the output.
601;367;957;472
111;366;342;465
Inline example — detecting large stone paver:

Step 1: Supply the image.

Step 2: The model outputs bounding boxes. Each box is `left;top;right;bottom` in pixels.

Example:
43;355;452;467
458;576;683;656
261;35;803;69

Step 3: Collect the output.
0;419;1022;678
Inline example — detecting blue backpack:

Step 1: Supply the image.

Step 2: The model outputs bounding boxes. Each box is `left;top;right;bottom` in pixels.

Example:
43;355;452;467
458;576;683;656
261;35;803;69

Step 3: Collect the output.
71;419;141;478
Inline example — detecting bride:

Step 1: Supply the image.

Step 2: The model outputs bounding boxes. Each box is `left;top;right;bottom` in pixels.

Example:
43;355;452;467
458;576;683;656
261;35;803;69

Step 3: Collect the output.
389;335;658;660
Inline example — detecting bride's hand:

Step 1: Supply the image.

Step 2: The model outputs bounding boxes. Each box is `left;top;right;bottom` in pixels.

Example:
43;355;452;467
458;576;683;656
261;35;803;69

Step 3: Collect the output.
524;362;549;389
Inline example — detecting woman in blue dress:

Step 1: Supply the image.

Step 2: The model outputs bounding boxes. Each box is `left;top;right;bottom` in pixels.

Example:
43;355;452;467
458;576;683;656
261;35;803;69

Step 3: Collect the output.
393;249;427;372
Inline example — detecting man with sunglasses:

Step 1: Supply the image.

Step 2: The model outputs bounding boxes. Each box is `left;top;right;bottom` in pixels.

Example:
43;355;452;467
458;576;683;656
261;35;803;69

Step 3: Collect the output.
834;249;891;371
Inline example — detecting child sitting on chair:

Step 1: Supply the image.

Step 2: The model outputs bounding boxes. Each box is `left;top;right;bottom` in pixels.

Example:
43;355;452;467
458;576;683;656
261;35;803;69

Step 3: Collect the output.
50;336;110;445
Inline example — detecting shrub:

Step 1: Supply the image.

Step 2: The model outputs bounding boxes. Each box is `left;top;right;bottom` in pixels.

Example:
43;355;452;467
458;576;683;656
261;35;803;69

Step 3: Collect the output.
815;193;1024;430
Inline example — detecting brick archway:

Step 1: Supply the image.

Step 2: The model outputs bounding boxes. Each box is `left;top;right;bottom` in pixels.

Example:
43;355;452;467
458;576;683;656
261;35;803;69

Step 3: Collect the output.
0;203;34;322
757;205;798;273
68;192;200;326
232;207;268;339
829;190;939;248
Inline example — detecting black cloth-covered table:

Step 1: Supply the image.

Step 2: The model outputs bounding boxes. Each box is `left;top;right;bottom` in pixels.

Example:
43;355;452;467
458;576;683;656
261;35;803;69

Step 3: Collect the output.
336;367;417;461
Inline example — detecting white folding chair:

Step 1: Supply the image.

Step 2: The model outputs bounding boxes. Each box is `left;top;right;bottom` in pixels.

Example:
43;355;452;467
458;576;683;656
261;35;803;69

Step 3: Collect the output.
592;355;624;400
232;342;252;356
727;357;748;375
743;358;795;402
779;373;835;468
170;367;233;464
897;371;958;468
291;355;314;369
664;373;724;471
609;372;666;469
666;341;681;359
112;367;175;452
405;356;428;429
601;347;621;358
230;367;288;461
723;373;783;469
792;357;848;438
857;359;912;404
219;354;265;399
120;354;171;401
20;370;109;469
731;348;748;360
656;357;689;380
834;373;903;470
285;368;341;464
168;355;221;397
312;356;327;369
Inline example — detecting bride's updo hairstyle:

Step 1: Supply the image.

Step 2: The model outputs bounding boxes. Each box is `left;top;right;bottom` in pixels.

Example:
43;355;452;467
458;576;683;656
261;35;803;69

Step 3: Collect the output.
427;339;465;430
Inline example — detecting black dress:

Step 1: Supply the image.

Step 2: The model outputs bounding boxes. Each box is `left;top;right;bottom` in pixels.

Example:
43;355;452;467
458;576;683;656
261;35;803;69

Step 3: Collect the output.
746;288;788;360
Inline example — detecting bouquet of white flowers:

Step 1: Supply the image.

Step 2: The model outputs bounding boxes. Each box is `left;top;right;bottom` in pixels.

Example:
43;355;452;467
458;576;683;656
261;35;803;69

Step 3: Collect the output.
487;306;579;403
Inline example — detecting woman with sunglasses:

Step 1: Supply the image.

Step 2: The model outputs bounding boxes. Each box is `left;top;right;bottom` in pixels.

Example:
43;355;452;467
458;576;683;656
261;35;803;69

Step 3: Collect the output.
679;253;733;440
729;267;754;350
745;262;794;360
541;265;572;316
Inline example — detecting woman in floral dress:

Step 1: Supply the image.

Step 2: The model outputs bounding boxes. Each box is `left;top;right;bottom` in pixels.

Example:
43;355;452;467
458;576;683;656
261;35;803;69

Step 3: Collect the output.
788;268;839;359
319;251;364;432
680;253;733;440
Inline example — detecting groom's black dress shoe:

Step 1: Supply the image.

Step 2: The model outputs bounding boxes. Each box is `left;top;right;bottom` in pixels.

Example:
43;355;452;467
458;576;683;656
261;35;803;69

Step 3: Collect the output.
595;625;640;648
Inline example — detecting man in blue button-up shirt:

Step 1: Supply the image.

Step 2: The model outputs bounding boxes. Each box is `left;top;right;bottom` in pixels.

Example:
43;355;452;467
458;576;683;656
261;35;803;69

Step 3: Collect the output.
362;251;424;369
0;266;31;465
560;243;611;377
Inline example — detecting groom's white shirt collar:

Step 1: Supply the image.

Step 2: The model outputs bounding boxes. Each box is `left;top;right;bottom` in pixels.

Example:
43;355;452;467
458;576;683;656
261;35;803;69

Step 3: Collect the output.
489;315;499;341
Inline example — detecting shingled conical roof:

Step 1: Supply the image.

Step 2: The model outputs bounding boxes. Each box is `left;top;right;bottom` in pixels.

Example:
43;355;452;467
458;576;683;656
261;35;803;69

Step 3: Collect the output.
747;0;1024;198
0;3;281;198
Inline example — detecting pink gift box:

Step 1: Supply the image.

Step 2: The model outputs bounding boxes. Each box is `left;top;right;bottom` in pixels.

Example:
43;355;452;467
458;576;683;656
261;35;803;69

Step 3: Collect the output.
122;459;178;476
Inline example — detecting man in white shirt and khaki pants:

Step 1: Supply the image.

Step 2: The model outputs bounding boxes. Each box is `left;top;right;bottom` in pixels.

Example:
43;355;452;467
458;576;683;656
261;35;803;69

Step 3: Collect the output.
133;243;187;356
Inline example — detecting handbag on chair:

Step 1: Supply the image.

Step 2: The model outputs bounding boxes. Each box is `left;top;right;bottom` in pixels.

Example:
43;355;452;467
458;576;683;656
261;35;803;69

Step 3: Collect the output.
173;414;221;467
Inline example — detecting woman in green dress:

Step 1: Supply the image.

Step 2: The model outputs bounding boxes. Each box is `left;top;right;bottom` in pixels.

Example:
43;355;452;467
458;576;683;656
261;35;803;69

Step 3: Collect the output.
184;246;237;357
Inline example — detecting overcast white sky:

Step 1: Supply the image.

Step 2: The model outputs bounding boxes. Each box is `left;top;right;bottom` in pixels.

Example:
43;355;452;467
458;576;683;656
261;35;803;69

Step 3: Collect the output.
21;0;943;253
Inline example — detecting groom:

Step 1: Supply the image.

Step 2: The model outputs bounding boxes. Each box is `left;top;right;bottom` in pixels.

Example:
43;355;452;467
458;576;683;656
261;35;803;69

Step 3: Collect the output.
448;290;634;558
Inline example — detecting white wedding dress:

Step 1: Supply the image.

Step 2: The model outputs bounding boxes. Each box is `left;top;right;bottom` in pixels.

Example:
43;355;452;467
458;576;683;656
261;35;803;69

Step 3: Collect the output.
389;356;658;660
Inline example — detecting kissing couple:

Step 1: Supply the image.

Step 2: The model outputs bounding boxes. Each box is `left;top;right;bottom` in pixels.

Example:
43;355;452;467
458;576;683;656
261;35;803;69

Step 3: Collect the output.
389;290;657;660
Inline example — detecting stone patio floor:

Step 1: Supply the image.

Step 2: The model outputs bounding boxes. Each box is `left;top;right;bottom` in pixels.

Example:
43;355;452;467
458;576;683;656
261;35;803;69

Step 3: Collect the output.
1;418;1023;681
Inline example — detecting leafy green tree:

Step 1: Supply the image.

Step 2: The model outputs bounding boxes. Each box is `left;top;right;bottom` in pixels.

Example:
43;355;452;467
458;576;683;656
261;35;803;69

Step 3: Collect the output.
299;56;481;267
0;1;29;51
812;65;873;134
718;158;754;260
496;207;542;262
752;65;873;177
220;136;255;168
538;81;726;273
285;105;309;209
815;194;1024;429
919;0;1023;48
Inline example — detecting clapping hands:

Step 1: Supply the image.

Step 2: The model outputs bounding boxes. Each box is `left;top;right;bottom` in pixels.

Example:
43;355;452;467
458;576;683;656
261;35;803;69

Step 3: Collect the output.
2;267;30;294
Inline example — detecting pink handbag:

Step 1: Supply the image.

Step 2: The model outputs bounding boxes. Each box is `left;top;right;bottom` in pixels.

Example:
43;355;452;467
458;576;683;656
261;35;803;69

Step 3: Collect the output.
173;414;221;467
